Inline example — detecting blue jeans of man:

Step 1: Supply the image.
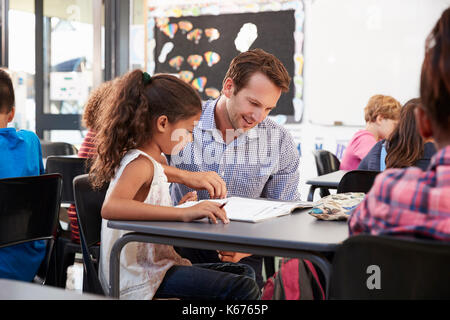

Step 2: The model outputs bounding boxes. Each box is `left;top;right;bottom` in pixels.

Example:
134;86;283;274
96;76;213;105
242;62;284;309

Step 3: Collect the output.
154;262;261;300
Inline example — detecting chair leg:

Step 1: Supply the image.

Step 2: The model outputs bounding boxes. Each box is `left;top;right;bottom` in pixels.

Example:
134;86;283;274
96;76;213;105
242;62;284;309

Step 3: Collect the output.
263;256;276;280
319;188;330;198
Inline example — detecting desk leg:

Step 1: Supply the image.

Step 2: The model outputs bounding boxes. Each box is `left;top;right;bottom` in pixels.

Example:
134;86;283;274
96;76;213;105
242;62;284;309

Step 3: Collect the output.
307;186;317;202
303;253;333;299
109;235;131;298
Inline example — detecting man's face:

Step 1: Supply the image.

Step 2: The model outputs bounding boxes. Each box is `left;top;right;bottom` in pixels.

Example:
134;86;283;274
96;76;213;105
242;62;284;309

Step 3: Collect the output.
224;72;282;132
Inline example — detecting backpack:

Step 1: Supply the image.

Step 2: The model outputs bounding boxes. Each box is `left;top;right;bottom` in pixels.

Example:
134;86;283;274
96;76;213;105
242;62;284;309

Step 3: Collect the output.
261;258;326;300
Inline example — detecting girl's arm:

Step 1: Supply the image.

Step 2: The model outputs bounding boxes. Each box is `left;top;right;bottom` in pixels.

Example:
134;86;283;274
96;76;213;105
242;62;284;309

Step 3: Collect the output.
102;156;228;224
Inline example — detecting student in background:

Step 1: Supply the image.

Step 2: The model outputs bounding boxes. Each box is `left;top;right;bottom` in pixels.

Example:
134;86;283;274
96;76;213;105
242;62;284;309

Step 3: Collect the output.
358;98;437;172
349;7;450;240
340;94;401;170
0;68;46;281
66;80;116;243
91;70;260;300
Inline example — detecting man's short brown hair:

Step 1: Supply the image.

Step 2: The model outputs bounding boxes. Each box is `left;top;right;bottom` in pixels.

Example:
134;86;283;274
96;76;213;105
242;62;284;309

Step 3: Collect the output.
223;48;291;94
364;94;402;123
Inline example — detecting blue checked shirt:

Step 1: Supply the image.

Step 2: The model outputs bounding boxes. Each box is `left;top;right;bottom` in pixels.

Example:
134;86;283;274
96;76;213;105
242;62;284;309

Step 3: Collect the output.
170;99;301;203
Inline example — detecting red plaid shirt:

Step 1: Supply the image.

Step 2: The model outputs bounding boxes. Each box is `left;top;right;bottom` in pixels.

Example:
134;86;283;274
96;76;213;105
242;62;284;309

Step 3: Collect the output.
349;145;450;241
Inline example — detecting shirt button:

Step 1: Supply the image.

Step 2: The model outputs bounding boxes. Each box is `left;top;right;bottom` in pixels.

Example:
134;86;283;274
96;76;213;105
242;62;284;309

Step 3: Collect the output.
221;172;225;177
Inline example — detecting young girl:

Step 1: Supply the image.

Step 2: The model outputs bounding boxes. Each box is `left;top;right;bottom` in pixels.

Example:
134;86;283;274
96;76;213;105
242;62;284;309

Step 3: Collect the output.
90;70;260;300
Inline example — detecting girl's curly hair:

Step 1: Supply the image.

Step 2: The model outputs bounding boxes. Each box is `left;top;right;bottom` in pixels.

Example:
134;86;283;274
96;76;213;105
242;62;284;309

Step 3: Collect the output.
82;79;117;130
89;70;202;189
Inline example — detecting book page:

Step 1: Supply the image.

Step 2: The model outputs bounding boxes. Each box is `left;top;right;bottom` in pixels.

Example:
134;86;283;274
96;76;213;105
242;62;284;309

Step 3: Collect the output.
176;197;314;222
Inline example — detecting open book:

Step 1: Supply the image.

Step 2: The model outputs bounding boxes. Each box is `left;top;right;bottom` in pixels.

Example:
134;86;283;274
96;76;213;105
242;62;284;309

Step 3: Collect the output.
176;197;315;223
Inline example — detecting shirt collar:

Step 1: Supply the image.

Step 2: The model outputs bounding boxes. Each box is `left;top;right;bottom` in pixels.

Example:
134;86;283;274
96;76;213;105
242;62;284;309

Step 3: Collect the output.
197;99;261;142
198;99;218;131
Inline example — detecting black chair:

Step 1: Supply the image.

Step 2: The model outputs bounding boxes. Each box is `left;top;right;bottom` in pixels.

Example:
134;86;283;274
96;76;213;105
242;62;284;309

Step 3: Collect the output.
45;156;89;287
0;174;62;284
336;170;380;194
73;174;108;295
329;235;450;299
313;150;341;198
40;140;78;158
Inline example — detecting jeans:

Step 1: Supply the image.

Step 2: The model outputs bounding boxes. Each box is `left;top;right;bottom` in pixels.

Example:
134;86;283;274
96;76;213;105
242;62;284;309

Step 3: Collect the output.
174;247;265;289
154;262;261;300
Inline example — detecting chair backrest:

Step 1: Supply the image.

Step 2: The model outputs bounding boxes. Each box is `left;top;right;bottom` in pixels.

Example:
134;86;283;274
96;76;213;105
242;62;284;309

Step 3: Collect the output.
314;150;341;176
0;174;62;282
73;174;108;295
329;235;450;299
45;156;88;204
336;170;380;194
40;141;78;158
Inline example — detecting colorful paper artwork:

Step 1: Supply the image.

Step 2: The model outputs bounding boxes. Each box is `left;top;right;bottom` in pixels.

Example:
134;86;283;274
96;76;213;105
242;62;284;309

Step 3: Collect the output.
187;54;203;70
204;51;221;67
205;87;220;99
179;70;194;83
295;54;304;76
155;17;169;28
161;23;178;39
204;28;220;42
234;23;258;53
158;42;174;63
178;21;193;34
187;28;203;44
169;56;184;70
191;77;207;92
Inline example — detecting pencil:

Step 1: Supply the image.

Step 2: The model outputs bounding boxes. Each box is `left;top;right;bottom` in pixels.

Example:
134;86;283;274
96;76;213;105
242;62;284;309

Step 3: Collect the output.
219;201;228;209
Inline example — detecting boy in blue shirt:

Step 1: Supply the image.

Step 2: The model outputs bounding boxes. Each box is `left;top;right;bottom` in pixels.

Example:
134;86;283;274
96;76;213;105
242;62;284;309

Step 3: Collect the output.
0;69;46;281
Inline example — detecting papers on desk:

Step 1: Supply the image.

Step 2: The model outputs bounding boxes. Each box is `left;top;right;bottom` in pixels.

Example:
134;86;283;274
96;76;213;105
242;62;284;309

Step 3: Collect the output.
176;197;316;222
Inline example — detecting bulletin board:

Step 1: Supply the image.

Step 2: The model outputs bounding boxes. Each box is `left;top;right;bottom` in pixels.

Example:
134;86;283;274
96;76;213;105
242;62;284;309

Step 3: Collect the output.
153;10;296;116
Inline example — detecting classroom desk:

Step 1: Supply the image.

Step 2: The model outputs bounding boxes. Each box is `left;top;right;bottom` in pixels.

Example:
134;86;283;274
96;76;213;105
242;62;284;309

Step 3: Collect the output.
305;170;348;201
0;279;111;300
108;208;349;299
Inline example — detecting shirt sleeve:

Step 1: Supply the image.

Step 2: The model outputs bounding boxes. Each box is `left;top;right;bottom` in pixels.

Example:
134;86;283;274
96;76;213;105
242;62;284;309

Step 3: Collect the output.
353;133;377;161
261;129;301;201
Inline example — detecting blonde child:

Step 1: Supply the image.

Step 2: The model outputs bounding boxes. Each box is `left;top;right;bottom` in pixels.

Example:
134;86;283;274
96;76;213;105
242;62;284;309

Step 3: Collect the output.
340;94;401;170
90;70;260;300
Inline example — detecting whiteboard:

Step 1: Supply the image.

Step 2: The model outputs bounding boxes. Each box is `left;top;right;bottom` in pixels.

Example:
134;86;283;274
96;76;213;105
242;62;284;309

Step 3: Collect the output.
303;0;450;126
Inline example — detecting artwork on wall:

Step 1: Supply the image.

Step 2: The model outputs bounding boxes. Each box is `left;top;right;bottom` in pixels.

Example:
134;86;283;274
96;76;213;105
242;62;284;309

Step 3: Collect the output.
146;0;305;121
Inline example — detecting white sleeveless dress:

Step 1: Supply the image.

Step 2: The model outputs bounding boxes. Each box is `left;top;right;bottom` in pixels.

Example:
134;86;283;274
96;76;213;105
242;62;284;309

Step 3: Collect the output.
98;149;191;300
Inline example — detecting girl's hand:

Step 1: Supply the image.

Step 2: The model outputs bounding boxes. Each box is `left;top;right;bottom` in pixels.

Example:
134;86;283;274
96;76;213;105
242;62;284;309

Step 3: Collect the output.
180;201;229;224
178;191;197;205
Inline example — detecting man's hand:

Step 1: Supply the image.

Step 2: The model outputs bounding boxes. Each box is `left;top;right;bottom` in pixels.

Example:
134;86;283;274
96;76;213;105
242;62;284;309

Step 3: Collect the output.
217;251;252;263
162;165;227;199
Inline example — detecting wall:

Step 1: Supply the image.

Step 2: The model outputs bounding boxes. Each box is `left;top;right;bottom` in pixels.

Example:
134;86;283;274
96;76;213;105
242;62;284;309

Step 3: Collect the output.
287;0;449;199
